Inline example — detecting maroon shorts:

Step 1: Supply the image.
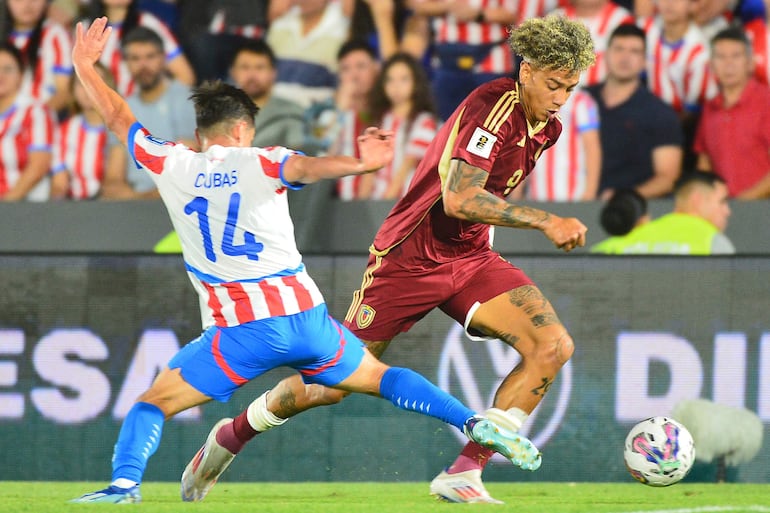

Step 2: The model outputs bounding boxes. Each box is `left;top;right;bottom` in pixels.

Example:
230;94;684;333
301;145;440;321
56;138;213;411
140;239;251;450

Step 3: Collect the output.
342;242;534;341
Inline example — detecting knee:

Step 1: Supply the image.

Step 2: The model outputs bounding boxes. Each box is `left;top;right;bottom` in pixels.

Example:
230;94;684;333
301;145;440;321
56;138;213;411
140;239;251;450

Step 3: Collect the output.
532;330;574;369
306;384;349;406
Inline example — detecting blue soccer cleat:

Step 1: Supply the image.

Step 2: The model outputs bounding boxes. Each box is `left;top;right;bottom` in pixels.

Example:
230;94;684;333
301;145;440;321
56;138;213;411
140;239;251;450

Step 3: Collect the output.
70;485;141;503
464;416;542;471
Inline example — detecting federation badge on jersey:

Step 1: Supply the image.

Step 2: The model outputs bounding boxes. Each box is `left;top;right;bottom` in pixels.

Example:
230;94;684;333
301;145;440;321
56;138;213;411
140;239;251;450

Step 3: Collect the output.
356;304;376;329
466;127;497;159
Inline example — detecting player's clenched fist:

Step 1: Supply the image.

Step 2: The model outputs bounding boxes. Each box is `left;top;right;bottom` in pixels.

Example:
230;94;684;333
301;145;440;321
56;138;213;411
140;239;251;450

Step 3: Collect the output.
542;215;587;252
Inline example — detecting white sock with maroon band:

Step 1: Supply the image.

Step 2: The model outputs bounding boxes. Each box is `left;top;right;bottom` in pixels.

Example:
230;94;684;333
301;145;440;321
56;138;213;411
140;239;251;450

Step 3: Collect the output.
246;391;288;432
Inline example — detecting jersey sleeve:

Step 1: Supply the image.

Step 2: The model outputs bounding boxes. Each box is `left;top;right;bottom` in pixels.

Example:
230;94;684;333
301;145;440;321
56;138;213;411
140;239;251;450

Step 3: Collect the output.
27;104;55;152
448;89;518;172
45;22;73;75
575;92;600;132
255;146;305;190
128;122;180;175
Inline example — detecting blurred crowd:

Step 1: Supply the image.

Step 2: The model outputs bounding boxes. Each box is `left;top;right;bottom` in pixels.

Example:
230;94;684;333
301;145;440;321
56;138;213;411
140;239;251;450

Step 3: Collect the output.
1;0;769;205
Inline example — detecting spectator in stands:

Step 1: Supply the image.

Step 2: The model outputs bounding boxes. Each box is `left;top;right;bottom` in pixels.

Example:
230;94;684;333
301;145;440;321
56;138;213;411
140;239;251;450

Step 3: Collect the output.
0;42;54;201
694;26;770;199
346;0;430;63
345;52;437;200
586;24;683;199
177;0;269;82
267;0;350;108
523;89;602;201
590;188;649;252
50;63;114;200
411;0;518;120
1;0;72;111
228;39;306;152
558;0;635;86
100;27;195;200
592;171;735;254
640;0;716;114
84;0;195;96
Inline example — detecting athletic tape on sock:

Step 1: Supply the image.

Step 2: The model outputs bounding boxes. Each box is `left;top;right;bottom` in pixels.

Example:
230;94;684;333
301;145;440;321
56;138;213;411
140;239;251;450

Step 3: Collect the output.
246;391;288;432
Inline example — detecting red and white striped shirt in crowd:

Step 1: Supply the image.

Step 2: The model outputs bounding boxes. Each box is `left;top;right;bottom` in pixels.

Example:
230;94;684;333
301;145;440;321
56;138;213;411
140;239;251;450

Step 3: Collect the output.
335;110;367;200
368;111;438;200
429;0;518;74
527;90;599;201
208;9;265;39
511;0;567;25
641;17;716;112
9;20;72;104
558;1;635;86
99;12;183;96
0;98;55;198
744;18;770;85
53;114;107;200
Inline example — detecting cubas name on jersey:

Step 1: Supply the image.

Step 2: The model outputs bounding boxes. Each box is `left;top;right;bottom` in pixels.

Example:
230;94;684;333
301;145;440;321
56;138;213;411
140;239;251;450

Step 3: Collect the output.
195;169;238;189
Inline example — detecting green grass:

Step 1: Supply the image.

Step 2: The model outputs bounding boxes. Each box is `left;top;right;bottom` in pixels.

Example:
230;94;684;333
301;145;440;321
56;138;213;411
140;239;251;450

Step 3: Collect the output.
2;482;769;513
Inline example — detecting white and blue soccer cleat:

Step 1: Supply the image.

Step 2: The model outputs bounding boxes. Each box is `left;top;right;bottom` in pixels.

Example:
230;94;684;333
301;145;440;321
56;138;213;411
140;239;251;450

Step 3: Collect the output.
180;418;236;502
70;485;141;503
464;416;542;471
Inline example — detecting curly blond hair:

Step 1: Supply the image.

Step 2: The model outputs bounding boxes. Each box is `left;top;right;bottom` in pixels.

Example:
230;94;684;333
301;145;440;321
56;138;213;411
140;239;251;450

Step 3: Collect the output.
509;14;595;73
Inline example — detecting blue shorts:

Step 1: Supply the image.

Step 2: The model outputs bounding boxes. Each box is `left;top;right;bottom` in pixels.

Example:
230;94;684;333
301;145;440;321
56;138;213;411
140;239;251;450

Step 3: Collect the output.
168;304;365;402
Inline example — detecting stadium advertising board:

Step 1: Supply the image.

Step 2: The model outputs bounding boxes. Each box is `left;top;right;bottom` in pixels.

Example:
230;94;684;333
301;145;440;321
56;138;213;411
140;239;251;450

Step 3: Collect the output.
0;256;768;483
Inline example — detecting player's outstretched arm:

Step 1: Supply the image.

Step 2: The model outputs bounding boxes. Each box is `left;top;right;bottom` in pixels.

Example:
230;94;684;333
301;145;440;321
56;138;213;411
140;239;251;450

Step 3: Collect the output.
282;127;394;184
443;158;587;252
72;17;137;147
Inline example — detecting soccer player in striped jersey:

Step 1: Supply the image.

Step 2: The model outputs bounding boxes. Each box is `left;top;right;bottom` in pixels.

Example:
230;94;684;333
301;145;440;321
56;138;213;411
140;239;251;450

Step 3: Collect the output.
191;15;596;504
70;17;543;504
0;42;55;201
2;0;73;111
557;0;635;86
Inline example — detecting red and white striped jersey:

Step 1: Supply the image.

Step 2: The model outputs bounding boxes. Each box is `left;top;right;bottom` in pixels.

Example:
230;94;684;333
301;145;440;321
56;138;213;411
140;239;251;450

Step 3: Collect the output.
98;12;183;96
208;9;265;39
641;17;716;112
127;122;324;328
9;20;72;104
368;111;438;199
527;89;599;201
429;0;518;73
744;18;770;85
512;0;567;25
558;2;635;86
53;114;107;200
0;98;55;198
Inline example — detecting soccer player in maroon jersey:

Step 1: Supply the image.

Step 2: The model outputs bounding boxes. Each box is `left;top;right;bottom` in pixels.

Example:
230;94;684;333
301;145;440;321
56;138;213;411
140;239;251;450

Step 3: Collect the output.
184;14;596;504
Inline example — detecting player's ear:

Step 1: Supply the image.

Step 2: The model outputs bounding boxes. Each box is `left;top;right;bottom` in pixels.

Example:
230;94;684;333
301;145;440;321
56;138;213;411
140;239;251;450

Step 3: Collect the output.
519;60;532;83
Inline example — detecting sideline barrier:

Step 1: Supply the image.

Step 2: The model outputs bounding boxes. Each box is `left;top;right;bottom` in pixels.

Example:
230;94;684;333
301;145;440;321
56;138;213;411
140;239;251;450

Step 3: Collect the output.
0;255;768;483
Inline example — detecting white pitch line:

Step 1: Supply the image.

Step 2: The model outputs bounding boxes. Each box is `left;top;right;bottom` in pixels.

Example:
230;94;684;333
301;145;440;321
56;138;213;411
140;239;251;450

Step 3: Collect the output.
610;506;770;513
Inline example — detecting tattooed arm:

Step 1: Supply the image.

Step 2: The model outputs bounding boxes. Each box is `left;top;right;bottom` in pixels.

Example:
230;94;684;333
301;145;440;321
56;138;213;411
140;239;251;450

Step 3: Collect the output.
442;159;588;252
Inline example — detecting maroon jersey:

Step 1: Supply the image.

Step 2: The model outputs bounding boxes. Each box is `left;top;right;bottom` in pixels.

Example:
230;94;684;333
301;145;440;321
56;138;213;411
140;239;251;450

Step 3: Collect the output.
371;77;562;260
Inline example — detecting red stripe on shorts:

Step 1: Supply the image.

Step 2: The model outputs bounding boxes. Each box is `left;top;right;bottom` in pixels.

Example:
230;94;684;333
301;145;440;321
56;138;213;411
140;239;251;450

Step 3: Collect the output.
300;317;346;377
212;330;248;386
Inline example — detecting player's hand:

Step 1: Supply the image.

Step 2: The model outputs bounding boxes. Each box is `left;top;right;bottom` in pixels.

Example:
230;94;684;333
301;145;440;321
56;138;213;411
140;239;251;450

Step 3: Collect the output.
73;17;112;67
543;215;587;253
357;127;395;173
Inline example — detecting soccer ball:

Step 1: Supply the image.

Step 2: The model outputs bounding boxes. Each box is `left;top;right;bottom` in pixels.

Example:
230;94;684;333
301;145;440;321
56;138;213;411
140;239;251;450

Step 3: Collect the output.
624;416;696;486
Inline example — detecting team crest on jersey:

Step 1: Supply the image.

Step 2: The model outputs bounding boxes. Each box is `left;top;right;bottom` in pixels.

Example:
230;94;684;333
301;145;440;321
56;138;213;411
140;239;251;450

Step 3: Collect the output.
356;304;376;329
145;135;174;146
466;127;497;159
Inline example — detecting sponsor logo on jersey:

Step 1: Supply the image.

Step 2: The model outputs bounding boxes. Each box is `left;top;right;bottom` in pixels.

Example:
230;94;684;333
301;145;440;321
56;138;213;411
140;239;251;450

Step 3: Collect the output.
466;127;497;159
356;304;376;329
145;135;174;146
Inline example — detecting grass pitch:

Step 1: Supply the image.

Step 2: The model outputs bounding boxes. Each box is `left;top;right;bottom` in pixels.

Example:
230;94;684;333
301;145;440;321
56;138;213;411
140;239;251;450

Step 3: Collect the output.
2;482;768;513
